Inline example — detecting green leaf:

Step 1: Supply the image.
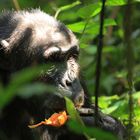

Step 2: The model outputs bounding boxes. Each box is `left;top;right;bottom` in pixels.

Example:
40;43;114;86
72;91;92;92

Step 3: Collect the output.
68;120;117;140
106;0;126;6
67;21;87;33
102;46;116;53
133;91;140;99
65;97;91;139
81;44;97;55
105;99;128;117
92;95;119;109
0;65;51;109
104;18;117;26
17;83;57;98
65;97;82;121
77;3;101;19
67;19;117;34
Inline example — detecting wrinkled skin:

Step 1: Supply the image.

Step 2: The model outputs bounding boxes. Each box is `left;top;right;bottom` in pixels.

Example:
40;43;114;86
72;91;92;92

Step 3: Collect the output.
0;10;126;140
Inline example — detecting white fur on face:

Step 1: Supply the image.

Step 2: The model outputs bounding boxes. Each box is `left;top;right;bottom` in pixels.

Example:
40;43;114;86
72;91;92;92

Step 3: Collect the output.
2;9;79;55
15;10;58;28
0;40;9;48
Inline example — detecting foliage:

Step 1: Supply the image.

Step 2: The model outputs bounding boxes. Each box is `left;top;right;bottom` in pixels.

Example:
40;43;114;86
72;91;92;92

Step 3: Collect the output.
0;0;140;139
65;97;116;140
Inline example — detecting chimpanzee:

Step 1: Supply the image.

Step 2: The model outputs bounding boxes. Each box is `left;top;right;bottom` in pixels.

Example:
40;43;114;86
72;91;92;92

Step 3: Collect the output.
0;9;126;140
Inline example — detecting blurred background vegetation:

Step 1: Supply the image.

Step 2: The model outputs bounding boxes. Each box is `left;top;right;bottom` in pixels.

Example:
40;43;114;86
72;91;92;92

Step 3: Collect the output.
0;0;140;139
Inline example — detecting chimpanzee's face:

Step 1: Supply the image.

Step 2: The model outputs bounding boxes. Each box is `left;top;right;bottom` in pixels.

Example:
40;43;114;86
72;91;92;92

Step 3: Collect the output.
0;10;85;113
37;27;85;112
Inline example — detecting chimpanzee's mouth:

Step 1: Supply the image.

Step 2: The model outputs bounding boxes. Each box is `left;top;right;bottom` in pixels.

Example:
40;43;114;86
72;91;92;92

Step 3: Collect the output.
41;92;88;119
49;107;94;119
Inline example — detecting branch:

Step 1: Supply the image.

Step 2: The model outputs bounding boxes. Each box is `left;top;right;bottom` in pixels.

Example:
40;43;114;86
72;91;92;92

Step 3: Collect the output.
94;0;106;124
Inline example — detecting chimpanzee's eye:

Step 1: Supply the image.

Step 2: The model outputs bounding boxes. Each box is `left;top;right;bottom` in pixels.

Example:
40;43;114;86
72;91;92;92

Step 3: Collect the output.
66;46;79;60
43;52;65;63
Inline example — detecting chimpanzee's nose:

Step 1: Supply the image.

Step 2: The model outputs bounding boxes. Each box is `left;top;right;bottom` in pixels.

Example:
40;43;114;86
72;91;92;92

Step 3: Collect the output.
67;79;85;108
73;91;85;108
60;77;85;107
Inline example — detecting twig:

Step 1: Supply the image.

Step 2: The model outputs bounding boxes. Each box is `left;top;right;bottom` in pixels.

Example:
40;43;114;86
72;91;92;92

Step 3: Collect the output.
80;18;90;41
94;0;106;125
12;0;20;11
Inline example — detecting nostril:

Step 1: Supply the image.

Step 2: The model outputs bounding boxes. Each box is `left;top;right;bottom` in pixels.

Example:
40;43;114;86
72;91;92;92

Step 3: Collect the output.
74;95;84;108
66;80;72;87
60;79;72;88
77;95;84;104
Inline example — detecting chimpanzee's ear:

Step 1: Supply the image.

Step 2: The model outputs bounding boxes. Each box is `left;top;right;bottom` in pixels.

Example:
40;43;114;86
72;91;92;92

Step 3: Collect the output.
0;27;32;53
0;39;10;52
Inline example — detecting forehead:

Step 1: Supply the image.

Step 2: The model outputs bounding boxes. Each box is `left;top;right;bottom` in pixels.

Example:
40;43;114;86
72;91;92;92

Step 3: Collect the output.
16;10;78;49
57;23;72;43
